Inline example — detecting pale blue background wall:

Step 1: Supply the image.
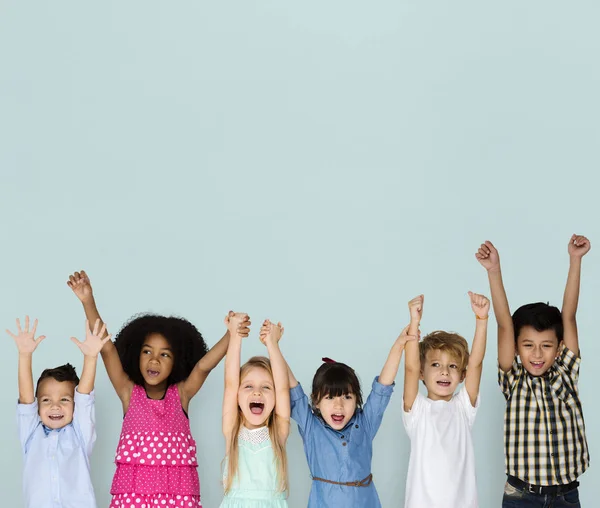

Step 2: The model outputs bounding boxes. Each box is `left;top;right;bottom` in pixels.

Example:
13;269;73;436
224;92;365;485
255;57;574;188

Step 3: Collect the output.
1;2;598;506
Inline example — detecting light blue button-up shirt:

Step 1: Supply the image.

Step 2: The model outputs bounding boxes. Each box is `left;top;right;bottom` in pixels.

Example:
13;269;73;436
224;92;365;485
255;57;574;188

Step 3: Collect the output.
17;389;97;508
290;377;394;508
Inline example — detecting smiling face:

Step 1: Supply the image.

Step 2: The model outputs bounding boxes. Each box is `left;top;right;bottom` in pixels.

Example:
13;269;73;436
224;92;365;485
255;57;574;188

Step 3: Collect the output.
37;378;75;429
139;333;174;395
421;350;465;401
238;366;276;429
315;392;357;430
516;326;560;376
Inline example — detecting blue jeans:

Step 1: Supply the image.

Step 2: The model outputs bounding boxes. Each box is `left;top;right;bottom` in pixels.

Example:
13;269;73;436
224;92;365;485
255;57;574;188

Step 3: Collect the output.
502;481;581;508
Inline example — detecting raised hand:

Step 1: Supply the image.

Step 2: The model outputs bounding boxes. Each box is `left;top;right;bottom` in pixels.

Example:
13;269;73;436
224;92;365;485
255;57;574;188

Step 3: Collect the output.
396;324;419;347
408;295;424;324
568;234;591;259
6;316;46;354
475;241;500;272
259;319;284;346
71;319;112;357
224;311;251;339
468;291;490;318
67;270;94;304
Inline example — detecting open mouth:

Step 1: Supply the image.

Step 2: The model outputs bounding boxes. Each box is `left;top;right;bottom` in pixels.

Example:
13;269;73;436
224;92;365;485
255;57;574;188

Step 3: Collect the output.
437;381;451;387
249;402;264;415
147;370;160;378
48;414;64;421
331;413;345;424
530;361;545;369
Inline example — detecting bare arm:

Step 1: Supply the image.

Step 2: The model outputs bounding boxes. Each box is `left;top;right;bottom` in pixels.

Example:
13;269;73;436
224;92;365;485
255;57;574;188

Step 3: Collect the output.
404;296;423;411
68;271;133;402
379;326;417;386
7;317;46;404
562;235;591;356
71;320;111;395
222;315;246;447
261;320;290;442
464;293;490;406
476;242;515;372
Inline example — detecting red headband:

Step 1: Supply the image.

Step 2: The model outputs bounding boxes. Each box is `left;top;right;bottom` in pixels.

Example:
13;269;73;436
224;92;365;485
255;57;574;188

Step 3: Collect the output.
322;357;336;364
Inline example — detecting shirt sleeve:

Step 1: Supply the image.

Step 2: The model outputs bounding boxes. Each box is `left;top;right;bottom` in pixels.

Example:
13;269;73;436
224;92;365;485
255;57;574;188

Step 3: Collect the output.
402;391;425;438
16;399;41;454
498;358;521;400
556;344;581;383
290;383;314;436
362;376;394;439
73;388;96;457
456;385;479;428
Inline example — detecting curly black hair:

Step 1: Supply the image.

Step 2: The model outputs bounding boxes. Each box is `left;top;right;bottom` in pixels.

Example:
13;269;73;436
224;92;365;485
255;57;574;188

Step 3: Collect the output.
36;363;79;395
114;314;209;386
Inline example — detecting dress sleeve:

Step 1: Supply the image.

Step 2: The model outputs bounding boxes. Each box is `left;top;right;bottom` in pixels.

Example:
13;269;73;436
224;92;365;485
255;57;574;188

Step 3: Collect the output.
556;344;581;383
73;388;96;457
290;383;314;436
498;358;521;400
16;399;41;454
362;376;394;439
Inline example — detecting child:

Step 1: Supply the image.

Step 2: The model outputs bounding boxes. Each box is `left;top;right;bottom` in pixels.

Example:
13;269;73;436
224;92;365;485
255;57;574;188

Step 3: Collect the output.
287;324;417;507
402;292;490;508
220;317;290;507
476;235;590;508
9;316;110;508
67;270;250;508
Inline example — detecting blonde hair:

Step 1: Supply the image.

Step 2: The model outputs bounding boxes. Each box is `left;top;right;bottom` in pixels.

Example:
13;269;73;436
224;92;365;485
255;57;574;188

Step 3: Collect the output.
419;331;470;374
224;356;288;494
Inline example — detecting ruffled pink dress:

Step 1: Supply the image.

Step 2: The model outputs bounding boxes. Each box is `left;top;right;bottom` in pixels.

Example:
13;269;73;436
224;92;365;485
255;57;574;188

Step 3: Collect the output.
109;384;201;507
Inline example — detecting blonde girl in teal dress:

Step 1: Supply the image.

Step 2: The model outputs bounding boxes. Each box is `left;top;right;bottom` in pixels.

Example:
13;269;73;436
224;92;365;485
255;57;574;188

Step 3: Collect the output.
220;315;290;508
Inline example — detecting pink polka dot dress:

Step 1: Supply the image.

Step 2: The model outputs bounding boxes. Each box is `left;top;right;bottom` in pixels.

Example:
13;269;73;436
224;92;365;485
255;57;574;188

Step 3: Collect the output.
110;384;201;508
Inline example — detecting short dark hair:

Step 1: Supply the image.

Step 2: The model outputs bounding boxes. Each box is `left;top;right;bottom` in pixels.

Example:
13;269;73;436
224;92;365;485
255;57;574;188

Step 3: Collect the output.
512;302;563;344
310;361;363;409
36;363;79;395
115;314;209;386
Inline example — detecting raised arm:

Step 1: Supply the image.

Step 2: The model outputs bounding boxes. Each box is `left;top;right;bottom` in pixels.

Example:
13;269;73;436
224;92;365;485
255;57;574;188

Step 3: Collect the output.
562;234;591;356
70;319;112;394
7;316;46;404
403;295;423;411
181;312;250;404
379;325;418;386
222;313;248;447
260;320;290;442
476;242;515;372
67;271;133;402
464;292;490;406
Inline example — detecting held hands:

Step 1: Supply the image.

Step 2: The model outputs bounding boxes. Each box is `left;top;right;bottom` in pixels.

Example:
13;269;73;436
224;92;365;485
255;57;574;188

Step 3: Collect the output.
67;270;94;304
469;292;490;319
259;319;284;346
70;319;112;357
6;316;46;354
568;234;591;259
224;311;251;339
475;241;500;272
408;295;424;325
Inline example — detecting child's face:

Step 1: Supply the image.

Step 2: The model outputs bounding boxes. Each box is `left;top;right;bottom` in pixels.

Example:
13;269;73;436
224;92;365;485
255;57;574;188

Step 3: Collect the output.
139;333;174;389
516;326;560;376
315;392;357;430
238;367;275;429
421;350;464;401
37;378;75;429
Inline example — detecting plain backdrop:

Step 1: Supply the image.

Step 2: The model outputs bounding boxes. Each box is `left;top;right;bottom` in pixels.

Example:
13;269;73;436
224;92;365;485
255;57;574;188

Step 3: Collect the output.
1;1;598;506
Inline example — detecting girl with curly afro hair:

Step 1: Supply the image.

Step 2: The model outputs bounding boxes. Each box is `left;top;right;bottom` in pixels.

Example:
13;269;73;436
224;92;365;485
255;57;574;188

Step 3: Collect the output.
67;270;251;508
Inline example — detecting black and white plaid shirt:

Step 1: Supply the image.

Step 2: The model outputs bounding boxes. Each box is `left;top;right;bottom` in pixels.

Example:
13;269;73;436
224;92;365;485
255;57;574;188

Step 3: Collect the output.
498;345;589;486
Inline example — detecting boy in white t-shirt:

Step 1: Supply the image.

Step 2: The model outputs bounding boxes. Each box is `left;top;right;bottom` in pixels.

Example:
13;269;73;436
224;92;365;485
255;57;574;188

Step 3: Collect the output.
402;292;490;508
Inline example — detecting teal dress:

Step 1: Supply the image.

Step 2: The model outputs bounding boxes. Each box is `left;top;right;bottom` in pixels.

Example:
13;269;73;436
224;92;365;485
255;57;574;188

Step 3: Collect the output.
220;426;288;508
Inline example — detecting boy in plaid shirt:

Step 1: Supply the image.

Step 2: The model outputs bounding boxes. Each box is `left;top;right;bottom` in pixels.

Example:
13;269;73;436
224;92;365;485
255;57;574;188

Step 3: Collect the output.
476;235;590;508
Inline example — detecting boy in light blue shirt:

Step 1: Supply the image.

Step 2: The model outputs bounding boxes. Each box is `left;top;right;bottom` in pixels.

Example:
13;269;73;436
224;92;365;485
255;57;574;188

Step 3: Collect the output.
9;316;110;508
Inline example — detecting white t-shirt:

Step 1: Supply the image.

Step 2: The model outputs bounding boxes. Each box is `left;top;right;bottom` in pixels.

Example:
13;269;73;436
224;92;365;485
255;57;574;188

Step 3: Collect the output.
402;385;479;508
